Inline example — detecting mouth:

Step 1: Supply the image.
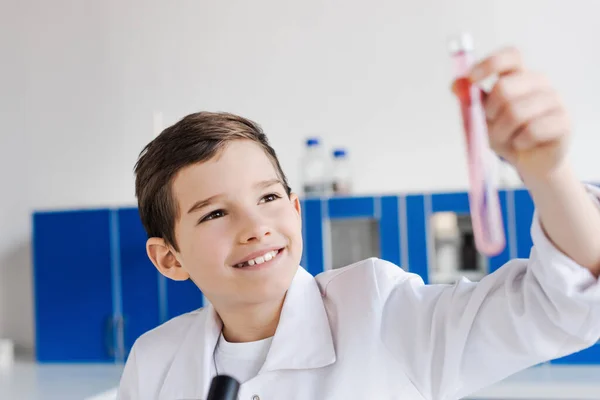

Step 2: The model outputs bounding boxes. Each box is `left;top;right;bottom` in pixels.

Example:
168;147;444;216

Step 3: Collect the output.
233;248;284;269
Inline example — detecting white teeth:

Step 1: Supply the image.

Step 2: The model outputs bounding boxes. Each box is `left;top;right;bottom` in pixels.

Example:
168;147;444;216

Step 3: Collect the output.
236;250;279;268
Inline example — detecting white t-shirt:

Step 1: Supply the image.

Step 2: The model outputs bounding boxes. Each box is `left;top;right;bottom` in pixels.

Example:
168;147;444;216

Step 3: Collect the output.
214;334;273;384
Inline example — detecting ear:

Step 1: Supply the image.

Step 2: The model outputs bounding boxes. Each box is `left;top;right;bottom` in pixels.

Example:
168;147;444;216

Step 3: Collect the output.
289;192;302;219
146;237;190;281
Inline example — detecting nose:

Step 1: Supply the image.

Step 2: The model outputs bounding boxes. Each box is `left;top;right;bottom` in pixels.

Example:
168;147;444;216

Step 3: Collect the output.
236;212;272;244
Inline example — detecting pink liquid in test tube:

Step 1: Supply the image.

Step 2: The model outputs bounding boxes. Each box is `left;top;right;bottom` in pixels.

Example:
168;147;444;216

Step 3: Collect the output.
449;33;505;256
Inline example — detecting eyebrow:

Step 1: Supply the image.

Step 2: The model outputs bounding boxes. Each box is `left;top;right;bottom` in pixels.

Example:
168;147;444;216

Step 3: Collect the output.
256;178;282;190
186;178;283;214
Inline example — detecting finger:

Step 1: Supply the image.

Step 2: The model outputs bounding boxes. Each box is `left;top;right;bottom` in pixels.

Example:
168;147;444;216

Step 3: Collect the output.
484;71;550;121
488;91;563;150
512;113;570;151
469;47;524;82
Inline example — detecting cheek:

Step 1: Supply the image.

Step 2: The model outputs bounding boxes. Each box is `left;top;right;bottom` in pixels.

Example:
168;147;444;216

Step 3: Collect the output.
278;204;303;242
180;226;230;275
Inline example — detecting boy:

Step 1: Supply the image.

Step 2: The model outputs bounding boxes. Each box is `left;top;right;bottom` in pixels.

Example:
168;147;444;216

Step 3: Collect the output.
117;47;600;400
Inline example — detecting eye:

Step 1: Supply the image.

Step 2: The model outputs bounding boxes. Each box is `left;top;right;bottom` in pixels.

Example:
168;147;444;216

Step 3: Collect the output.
199;209;226;224
260;193;281;203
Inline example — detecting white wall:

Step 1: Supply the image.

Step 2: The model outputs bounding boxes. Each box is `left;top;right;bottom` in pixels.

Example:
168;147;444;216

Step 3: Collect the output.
2;0;599;352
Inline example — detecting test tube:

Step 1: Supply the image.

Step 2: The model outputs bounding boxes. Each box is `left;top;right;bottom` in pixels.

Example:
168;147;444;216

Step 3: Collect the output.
449;33;506;256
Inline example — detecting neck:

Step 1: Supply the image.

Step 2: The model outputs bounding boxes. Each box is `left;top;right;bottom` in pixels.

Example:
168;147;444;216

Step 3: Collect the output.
216;296;286;343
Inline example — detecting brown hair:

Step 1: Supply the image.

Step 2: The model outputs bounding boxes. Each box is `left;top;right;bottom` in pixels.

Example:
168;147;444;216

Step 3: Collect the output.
134;111;292;252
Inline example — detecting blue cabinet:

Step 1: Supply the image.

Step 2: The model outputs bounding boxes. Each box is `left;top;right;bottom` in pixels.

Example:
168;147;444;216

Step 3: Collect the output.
32;207;204;363
33;209;115;362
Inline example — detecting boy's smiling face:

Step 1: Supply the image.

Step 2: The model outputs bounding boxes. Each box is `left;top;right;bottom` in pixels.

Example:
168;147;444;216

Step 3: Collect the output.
156;139;303;308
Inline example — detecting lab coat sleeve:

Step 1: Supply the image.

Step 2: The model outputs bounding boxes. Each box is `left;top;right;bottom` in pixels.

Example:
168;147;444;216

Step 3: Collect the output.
116;344;140;400
378;184;600;400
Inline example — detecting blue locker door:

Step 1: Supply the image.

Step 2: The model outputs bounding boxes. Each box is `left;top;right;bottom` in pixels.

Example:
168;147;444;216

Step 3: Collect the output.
490;190;512;272
513;188;535;258
405;195;429;282
118;208;162;354
551;344;600;365
167;279;204;320
302;198;325;276
379;196;402;267
33;209;114;362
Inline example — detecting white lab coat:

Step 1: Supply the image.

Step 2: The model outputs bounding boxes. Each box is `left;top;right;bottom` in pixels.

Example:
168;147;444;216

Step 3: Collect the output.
117;186;600;400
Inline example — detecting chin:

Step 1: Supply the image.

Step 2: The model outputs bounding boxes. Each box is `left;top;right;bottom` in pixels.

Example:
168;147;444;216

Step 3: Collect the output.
253;262;298;302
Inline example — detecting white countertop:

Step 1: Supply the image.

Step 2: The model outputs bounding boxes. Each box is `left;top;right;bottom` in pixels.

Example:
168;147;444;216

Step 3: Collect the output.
0;361;124;400
468;364;600;399
1;360;598;399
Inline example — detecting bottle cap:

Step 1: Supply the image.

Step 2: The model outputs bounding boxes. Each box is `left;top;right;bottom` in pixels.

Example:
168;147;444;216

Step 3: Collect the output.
306;138;320;147
333;149;347;158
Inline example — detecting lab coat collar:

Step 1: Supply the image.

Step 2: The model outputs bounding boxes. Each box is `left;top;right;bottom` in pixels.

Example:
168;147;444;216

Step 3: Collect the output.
158;266;336;399
260;265;336;373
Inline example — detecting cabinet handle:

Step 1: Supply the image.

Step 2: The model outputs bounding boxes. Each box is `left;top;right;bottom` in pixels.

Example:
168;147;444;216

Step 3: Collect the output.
104;315;115;358
115;314;126;363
